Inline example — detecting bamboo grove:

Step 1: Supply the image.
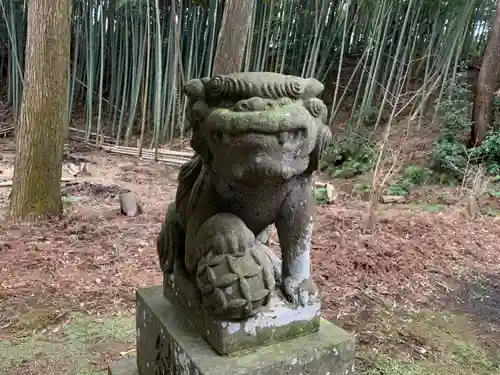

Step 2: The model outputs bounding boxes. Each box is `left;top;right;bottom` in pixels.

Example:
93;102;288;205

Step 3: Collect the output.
0;0;497;151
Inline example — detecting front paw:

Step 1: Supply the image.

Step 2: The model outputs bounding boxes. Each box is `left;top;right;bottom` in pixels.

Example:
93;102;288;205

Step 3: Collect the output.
282;276;319;306
207;214;255;255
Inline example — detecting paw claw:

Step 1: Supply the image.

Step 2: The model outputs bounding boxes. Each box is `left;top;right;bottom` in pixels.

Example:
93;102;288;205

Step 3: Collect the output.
282;276;318;306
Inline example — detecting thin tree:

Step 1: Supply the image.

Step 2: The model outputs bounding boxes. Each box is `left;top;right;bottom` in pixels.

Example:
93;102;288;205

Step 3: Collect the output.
470;0;500;147
212;0;255;75
8;0;72;220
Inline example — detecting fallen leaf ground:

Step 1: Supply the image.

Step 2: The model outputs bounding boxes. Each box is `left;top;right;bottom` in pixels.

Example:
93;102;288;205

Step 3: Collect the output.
1;139;499;375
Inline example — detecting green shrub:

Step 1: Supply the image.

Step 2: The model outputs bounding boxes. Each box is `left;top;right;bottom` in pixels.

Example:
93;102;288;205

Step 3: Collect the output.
388;181;412;196
431;140;470;179
434;70;472;142
402;165;434;186
388;165;435;196
320;132;375;179
469;131;500;174
432;69;473;179
353;106;381;128
432;69;500;179
314;187;329;205
432;132;500;178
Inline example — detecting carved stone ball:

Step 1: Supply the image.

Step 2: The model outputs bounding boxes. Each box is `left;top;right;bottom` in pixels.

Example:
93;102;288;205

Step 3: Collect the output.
195;244;276;320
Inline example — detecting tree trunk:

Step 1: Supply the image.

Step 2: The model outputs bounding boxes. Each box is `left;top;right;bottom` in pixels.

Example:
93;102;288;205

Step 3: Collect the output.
8;0;72;220
470;0;500;147
212;0;255;75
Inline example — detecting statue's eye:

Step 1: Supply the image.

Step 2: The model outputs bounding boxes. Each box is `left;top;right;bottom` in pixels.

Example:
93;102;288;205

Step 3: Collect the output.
234;101;249;112
289;130;300;140
278;130;303;145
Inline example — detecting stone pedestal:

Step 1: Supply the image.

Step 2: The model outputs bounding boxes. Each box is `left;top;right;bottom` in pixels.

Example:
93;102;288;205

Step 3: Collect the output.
163;270;322;355
108;286;355;375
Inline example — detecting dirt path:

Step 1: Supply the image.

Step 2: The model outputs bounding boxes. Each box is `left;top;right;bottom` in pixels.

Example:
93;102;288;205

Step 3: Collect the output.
1;139;499;374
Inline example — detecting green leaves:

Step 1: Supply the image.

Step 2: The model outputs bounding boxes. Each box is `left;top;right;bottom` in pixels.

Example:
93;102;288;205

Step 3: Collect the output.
320;132;375;179
388;165;436;197
314;187;329;205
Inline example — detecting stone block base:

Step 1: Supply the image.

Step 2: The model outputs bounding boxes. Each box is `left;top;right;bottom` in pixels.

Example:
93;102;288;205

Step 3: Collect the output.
163;270;322;355
115;285;355;375
163;274;321;354
107;357;138;375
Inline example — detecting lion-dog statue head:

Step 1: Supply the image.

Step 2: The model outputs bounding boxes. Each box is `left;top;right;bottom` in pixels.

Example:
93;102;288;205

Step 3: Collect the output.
182;72;332;186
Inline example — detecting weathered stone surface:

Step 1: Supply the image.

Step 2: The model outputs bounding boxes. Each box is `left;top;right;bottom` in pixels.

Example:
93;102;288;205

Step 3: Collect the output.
163;270;321;354
108;357;138;375
156;72;333;322
119;191;142;217
131;285;355;375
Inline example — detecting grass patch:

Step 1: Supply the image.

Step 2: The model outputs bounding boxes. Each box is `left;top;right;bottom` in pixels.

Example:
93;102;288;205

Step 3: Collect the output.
405;203;447;213
315;187;329;205
358;355;441;375
64;312;134;351
422;204;445;213
388;165;435;197
359;352;499;375
0;312;135;375
2;299;498;375
357;306;500;375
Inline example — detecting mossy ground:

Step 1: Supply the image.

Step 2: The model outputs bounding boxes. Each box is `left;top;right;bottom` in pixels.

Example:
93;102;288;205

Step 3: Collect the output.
357;308;500;374
0;311;135;375
2;298;499;374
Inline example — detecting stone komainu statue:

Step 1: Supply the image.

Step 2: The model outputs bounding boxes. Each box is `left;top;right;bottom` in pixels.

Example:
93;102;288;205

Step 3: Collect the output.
157;72;332;320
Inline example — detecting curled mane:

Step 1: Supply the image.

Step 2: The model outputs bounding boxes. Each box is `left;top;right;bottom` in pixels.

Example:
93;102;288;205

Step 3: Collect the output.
175;154;203;227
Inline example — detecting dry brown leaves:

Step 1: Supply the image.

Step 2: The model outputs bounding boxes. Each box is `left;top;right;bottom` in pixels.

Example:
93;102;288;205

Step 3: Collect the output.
0;146;499;335
312;202;500;322
0;147;177;328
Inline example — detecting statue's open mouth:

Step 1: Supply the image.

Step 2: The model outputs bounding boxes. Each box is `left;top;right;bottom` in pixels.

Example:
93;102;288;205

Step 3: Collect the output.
210;129;305;147
204;103;314;153
205;104;310;133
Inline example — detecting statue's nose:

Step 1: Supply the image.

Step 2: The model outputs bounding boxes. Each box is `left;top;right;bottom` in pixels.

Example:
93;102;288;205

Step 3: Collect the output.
233;97;276;112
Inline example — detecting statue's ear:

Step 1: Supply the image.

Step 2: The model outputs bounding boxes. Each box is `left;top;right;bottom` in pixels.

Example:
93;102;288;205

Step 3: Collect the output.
306;125;332;174
184;79;206;135
184;77;213;164
184;78;206;98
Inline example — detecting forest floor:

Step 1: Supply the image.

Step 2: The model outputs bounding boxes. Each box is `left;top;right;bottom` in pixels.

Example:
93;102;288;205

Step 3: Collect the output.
1;137;500;375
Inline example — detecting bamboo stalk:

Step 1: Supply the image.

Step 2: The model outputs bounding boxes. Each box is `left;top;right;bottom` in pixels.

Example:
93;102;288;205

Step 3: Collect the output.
0;0;494;154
